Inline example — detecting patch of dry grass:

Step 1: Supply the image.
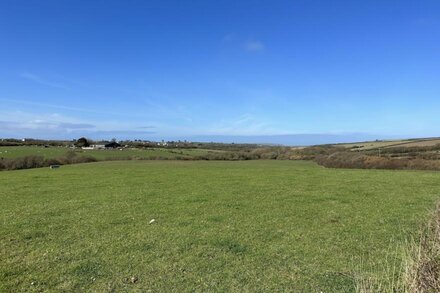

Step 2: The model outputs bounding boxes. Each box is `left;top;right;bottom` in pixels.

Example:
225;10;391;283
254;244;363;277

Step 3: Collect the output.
356;202;440;293
404;203;440;292
393;139;440;148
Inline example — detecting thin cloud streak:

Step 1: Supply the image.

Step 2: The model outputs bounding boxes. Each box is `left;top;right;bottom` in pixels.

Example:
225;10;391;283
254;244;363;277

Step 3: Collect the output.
20;72;69;89
0;98;139;117
0;120;95;131
2;97;195;123
205;113;282;136
244;40;265;52
221;34;265;52
221;33;235;43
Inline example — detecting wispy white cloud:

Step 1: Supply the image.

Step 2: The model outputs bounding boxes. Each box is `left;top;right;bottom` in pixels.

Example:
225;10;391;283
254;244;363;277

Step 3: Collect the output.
221;33;235;43
0;97;190;135
1;98;92;113
0;110;157;140
138;125;157;129
414;18;438;26
205;113;281;136
0;98;139;117
0;111;95;132
221;34;265;52
20;72;69;89
0;120;95;131
244;40;265;52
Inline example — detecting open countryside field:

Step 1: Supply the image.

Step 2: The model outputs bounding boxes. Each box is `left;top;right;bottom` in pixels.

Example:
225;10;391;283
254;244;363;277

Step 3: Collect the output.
336;137;440;150
0;146;219;160
1;160;439;291
336;140;410;150
384;138;440;148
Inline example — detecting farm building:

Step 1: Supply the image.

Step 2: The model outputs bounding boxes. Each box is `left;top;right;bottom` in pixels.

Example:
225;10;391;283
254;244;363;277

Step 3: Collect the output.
82;144;106;150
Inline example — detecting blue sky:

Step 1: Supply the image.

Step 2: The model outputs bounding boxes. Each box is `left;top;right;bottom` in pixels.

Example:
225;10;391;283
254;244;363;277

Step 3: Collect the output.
1;0;440;144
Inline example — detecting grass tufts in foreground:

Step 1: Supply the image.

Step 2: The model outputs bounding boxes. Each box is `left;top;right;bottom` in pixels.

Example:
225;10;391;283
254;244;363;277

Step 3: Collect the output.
1;160;440;291
404;202;440;292
356;203;440;293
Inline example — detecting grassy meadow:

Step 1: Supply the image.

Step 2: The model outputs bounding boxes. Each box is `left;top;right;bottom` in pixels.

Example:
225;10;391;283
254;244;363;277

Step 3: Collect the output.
0;146;217;160
1;160;439;292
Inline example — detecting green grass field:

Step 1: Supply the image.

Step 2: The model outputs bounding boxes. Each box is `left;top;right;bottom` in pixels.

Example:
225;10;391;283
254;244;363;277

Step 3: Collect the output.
1;160;439;291
0;146;217;160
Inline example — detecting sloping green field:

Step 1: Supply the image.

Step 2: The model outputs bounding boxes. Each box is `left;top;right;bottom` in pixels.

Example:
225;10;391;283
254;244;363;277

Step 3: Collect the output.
335;137;440;151
1;161;439;292
0;146;216;160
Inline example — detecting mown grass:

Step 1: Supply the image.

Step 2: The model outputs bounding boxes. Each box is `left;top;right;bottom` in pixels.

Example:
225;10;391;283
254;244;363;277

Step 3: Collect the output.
1;160;439;291
0;146;216;160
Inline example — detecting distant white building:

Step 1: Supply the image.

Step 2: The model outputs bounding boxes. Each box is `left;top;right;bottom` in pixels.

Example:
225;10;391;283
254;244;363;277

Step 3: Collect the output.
157;141;168;146
82;144;106;150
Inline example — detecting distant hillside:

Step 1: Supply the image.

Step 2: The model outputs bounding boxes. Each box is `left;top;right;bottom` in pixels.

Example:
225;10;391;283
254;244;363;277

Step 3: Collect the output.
185;133;390;146
333;137;440;150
